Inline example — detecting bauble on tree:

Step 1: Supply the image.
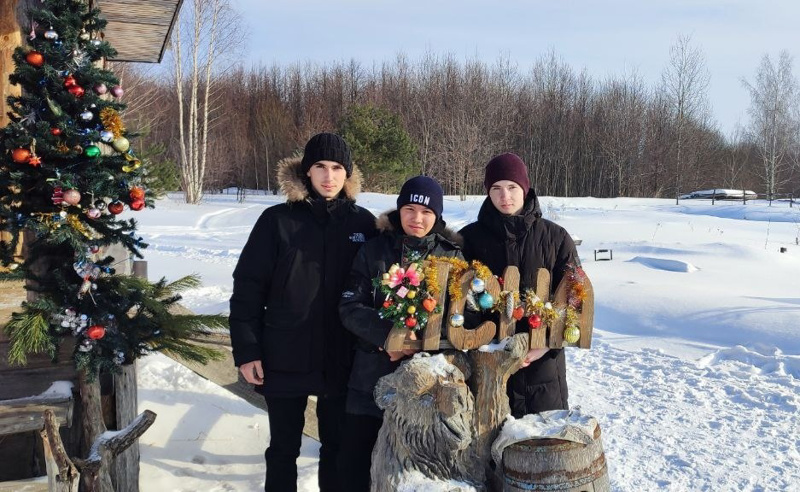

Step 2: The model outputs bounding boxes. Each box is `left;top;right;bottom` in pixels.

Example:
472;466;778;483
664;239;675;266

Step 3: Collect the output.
25;51;44;67
107;201;124;215
11;148;31;163
86;325;105;340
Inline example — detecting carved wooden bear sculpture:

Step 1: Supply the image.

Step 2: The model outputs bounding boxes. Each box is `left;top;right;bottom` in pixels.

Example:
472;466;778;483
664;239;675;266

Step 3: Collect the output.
371;353;485;491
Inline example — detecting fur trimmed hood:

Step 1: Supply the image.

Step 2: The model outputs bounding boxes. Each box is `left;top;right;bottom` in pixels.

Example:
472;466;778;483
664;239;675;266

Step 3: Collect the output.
276;156;363;202
375;210;463;247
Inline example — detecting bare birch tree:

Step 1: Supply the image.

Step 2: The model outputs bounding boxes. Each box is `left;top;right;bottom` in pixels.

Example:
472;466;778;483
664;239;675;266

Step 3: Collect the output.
170;0;244;203
743;51;798;202
661;35;710;203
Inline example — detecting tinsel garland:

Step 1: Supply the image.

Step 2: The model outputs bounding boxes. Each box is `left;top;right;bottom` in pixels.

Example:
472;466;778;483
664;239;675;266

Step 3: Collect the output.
425;257;493;303
100;107;124;138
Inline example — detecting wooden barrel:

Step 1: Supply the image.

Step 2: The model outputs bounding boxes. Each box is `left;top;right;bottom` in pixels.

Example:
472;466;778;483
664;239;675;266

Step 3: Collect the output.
501;424;609;491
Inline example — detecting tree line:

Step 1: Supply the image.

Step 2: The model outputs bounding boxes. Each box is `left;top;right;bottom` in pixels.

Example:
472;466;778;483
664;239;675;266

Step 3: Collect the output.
115;41;799;203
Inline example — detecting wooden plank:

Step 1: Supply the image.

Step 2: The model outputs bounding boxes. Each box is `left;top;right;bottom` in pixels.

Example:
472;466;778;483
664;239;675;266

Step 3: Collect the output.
446;270;496;350
98;3;178;25
496;266;520;340
549;275;568;349
529;268;550;349
579;274;595;349
0;395;73;435
421;261;450;351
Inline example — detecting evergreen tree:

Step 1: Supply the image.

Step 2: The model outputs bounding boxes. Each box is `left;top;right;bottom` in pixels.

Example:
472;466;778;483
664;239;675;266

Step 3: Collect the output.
0;0;221;376
339;104;418;192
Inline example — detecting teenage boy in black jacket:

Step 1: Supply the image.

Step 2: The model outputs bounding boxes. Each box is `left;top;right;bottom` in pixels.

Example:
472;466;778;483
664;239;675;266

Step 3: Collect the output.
229;133;377;492
460;153;579;417
338;176;465;491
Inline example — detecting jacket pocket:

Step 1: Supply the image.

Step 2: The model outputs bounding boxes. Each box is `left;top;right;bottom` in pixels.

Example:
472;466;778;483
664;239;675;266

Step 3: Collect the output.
262;309;310;373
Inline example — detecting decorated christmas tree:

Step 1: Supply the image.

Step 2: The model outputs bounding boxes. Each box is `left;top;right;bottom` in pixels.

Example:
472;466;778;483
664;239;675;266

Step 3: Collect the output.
0;0;222;377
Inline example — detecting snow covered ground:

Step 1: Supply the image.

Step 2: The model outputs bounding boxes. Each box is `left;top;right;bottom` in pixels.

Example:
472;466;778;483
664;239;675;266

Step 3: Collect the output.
133;192;800;491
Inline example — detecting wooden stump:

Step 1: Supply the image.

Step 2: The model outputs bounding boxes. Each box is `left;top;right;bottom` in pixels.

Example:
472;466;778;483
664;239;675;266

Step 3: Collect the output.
468;334;529;471
500;425;609;492
75;371;156;492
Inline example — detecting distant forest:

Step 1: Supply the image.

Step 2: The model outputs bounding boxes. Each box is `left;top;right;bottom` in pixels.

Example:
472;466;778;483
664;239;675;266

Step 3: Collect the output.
117;49;799;200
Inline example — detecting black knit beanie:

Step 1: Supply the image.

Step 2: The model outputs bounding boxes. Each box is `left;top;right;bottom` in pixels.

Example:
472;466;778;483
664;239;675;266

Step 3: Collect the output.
301;133;353;177
396;176;444;218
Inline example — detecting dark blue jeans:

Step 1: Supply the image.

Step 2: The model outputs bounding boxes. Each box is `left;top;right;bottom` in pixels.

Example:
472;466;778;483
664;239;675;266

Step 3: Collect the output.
263;394;346;492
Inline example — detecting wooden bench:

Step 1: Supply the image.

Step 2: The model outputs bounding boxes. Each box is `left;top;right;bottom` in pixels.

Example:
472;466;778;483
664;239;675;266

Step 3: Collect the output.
0;393;74;436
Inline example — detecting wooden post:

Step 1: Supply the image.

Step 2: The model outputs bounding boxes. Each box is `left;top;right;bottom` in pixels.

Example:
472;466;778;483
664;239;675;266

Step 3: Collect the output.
111;260;147;492
78;371;114;491
468;334;529;480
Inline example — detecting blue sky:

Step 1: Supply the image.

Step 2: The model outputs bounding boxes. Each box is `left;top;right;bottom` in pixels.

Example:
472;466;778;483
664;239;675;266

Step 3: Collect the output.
231;0;800;135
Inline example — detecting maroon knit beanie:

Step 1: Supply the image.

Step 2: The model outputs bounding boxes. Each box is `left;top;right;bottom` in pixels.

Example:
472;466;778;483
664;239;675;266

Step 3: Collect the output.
484;153;530;196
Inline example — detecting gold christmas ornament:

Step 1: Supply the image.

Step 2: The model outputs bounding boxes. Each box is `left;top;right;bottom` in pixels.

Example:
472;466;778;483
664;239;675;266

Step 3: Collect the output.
111;137;130;153
564;325;581;344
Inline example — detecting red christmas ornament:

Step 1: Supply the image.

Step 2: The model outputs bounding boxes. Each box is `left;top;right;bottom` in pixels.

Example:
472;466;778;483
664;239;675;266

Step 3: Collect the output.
27;155;42;167
68;85;85;97
50;127;62;136
86;325;105;340
527;314;542;329
382;300;392;309
422;298;437;313
63;75;77;87
130;199;145;211
11;148;31;163
405;316;417;328
129;186;145;201
107;201;124;215
512;306;525;321
25;51;44;67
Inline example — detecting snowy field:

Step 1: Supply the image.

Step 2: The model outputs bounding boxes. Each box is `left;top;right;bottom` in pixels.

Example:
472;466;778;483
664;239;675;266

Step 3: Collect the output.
133;191;800;491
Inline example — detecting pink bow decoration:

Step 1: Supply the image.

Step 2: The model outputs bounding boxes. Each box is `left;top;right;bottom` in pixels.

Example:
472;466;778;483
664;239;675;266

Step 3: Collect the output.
382;263;424;288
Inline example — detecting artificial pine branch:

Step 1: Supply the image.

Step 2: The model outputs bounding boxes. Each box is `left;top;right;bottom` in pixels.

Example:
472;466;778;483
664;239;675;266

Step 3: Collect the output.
4;307;55;365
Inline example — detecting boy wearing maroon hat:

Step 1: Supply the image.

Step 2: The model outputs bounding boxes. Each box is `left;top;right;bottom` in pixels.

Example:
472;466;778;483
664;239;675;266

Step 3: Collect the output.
459;153;580;417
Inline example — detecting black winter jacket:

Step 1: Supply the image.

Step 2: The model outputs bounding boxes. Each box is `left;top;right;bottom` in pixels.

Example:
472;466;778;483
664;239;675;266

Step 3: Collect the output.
459;191;579;417
229;157;377;397
339;211;464;418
